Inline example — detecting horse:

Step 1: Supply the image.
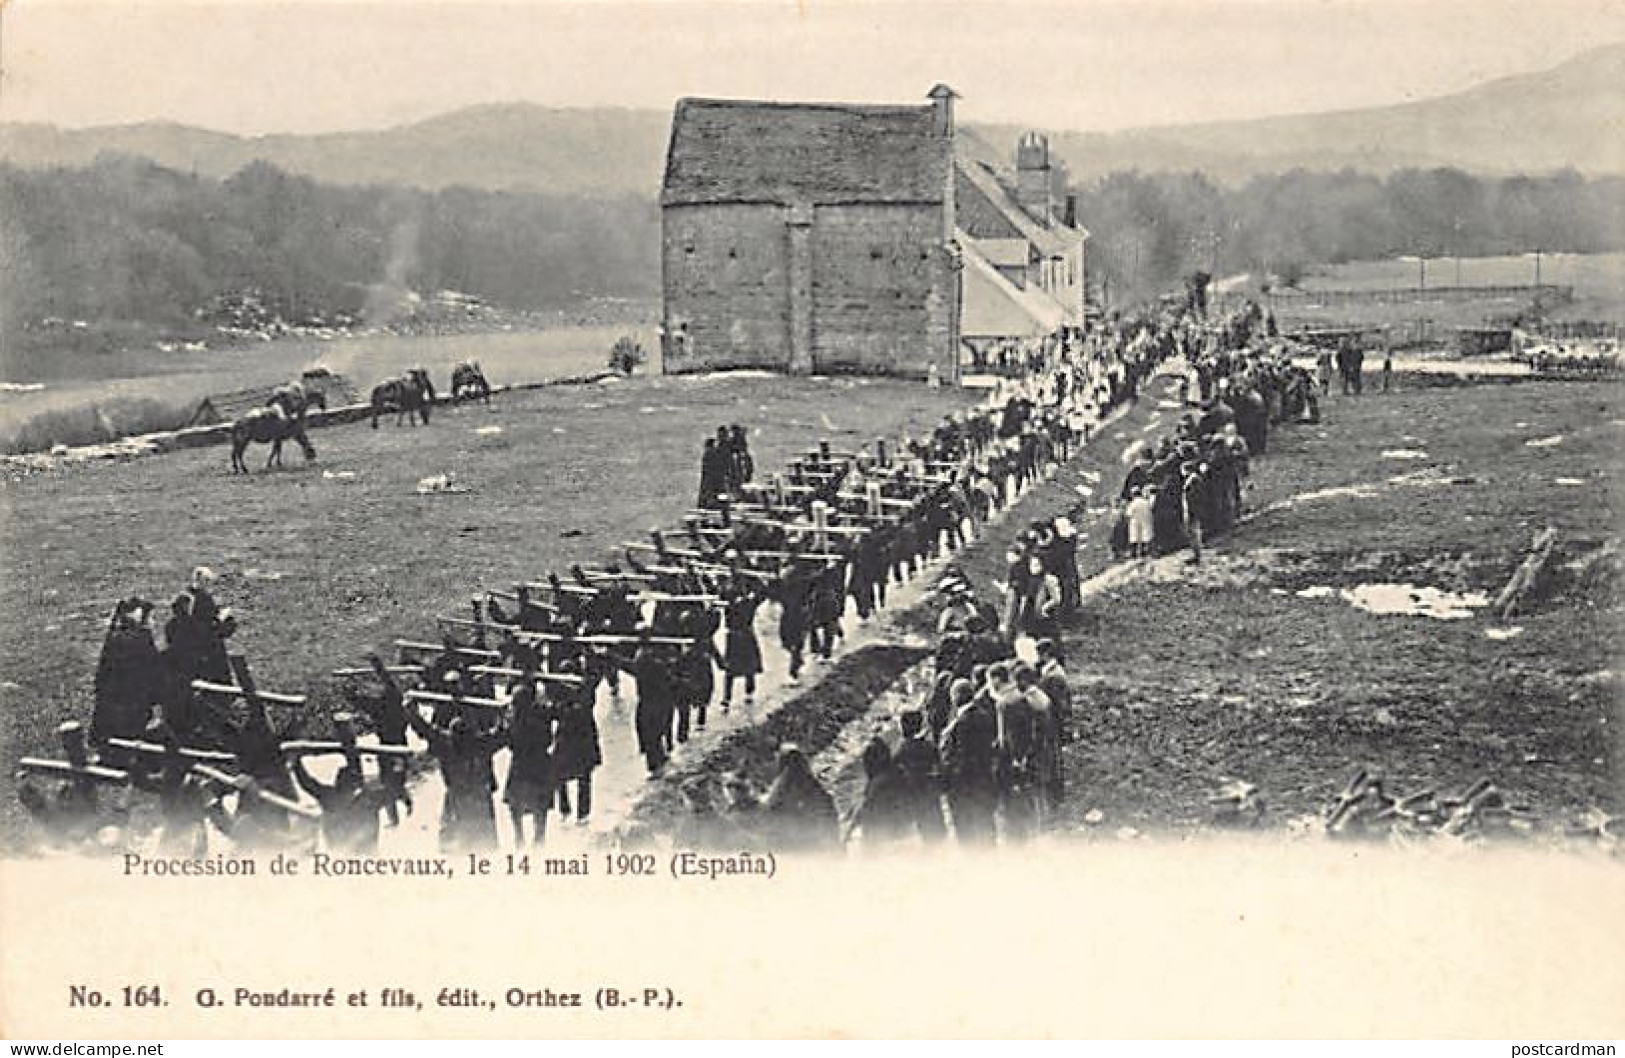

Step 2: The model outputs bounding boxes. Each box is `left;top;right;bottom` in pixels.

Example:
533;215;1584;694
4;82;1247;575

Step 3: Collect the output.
230;405;315;473
268;381;328;420
370;368;436;428
450;361;492;405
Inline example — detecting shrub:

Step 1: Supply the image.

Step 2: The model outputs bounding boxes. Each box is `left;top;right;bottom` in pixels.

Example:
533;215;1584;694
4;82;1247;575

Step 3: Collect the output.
607;335;647;376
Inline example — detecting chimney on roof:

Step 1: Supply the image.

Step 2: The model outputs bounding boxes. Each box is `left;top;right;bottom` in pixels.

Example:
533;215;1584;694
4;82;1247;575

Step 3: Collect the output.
1064;193;1078;228
1016;131;1053;223
928;84;958;138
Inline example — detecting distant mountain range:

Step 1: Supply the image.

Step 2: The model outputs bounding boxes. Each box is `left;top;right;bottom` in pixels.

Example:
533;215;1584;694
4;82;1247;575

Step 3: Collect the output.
2;43;1620;194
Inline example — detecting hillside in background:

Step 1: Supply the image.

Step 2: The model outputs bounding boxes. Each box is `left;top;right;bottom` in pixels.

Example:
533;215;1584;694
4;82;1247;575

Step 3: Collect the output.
0;105;672;197
1009;41;1625;182
2;45;1621;193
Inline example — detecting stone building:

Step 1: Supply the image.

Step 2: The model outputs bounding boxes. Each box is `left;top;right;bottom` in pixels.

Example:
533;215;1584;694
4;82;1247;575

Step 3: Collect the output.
659;86;1087;379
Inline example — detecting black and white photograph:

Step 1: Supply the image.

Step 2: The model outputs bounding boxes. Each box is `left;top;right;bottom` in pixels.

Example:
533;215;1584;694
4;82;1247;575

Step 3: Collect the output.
0;0;1621;1042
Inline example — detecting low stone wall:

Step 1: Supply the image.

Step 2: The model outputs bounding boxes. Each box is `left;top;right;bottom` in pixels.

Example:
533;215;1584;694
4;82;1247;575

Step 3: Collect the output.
4;371;624;473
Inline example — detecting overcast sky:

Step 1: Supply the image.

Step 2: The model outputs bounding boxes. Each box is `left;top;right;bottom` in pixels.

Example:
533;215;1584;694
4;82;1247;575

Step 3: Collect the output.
2;0;1623;135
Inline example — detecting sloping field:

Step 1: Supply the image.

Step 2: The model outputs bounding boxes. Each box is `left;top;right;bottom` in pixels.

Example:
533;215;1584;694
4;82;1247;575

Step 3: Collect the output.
0;371;976;847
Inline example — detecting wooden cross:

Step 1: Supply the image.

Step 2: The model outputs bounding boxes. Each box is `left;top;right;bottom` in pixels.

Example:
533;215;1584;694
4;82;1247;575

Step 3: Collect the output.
640;562;696;579
510;630;696;647
633;592;719;605
394;639;500;661
682;560;777;582
331;664;423;678
623;541;709;560
405;688;506;711
18;722;130;784
740;548;845;563
279;713;415;760
192;655;306;708
104;738;237;765
576;567;657;583
191;764;321;819
468;665;585;685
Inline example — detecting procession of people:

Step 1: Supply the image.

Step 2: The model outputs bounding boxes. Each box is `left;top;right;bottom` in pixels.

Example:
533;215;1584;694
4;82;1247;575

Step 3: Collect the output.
17;291;1352;858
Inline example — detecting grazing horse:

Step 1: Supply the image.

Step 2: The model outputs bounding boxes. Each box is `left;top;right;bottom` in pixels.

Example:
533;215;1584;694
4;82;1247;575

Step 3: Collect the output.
230;405;315;473
370;368;436;428
450;361;492;405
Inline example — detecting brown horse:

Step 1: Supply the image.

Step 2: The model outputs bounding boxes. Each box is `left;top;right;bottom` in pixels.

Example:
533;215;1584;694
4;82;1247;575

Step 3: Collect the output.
370;368;436;428
230;405;315;473
268;382;327;420
450;361;492;405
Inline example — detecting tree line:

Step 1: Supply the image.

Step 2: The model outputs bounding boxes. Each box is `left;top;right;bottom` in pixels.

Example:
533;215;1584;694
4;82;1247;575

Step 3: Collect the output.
1072;167;1625;303
1;154;1620;360
0;155;660;353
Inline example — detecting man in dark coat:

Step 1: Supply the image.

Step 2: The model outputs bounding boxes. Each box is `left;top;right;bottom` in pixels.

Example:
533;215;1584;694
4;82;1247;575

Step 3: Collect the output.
939;685;998;844
850;737;911;848
552;681;601;823
347;654;414;824
405;702;504;852
721;580;764;708
504;677;558;848
772;565;814;682
627;633;677;775
697;437;726;510
728;424;753;494
161;594;212;737
90;598;164;757
893;709;947;842
761;743;839;852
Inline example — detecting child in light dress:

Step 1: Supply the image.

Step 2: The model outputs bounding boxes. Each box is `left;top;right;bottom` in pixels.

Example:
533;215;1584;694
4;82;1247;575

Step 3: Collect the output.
1126;486;1155;559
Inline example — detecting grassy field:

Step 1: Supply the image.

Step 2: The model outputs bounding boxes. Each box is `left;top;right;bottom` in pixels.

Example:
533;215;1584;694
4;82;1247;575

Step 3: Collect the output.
1270;252;1625;340
1023;379;1623;835
0;371;976;848
0;324;659;453
1297;252;1625;299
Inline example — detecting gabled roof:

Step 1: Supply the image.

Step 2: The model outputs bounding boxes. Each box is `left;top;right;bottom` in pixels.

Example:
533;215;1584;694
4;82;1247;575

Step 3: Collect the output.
662;98;951;207
958;230;1068;338
955;153;1084;256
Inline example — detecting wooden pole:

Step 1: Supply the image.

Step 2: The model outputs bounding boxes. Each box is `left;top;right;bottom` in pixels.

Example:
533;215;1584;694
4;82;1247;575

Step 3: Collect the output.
405;689;506;711
191;764;320;819
192;680;307;707
105;738;237;765
469;665;585;684
393;640;500;660
18;723;130;783
331;665;423;678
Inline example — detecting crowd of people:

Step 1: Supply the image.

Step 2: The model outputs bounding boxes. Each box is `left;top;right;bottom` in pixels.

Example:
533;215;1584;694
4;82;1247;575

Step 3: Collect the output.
86;567;237;756
22;296;1327;857
1111;303;1331;563
667;302;1355;850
